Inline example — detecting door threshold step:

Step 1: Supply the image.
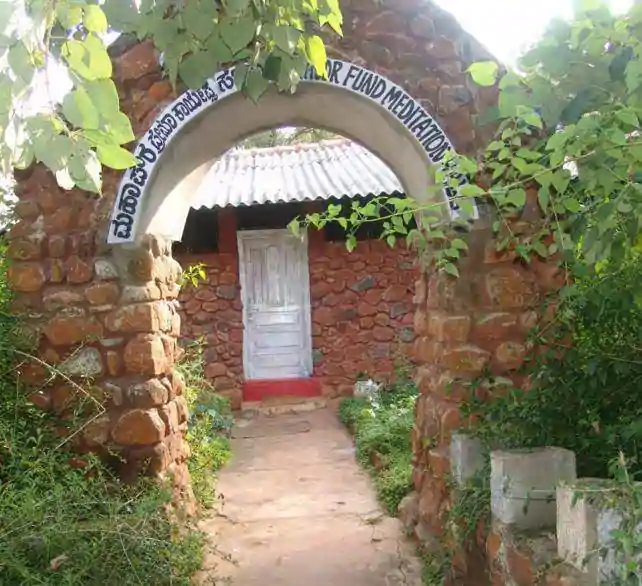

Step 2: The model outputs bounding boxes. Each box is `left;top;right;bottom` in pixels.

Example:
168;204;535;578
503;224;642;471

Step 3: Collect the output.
240;396;327;418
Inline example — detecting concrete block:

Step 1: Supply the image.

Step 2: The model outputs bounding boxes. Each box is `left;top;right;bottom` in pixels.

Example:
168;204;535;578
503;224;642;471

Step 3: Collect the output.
450;433;485;487
557;480;641;584
491;447;576;529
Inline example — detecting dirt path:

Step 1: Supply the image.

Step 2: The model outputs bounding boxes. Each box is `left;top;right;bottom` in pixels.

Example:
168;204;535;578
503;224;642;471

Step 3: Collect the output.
197;407;424;586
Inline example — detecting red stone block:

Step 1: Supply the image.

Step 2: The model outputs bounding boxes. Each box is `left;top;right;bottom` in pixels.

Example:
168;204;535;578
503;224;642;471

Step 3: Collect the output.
383;284;408;302
504;543;535;586
428;312;471;342
114;41;158;82
15;200;40;219
372;326;395;341
472;312;518;341
66;256;94;284
357;301;377;316
492;341;527;373
8;263;45;292
124;334;168;375
47;235;66;258
479;267;537;310
112;409;165;446
413;337;441;363
8;239;42;261
441;345;490;375
43;316;103;345
85;282;119;306
43;207;74;234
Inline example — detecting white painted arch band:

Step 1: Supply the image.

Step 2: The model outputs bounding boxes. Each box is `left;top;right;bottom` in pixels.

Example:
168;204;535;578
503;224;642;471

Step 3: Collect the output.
107;59;475;245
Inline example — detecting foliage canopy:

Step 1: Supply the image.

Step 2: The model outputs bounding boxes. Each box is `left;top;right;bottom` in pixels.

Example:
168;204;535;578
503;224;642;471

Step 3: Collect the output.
0;0;342;192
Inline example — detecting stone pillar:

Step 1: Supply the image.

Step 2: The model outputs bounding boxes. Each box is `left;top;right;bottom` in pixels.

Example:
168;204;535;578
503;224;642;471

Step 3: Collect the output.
9;166;194;511
410;215;565;577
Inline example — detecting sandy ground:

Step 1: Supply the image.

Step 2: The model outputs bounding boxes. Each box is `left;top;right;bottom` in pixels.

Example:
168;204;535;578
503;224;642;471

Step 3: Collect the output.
196;408;424;586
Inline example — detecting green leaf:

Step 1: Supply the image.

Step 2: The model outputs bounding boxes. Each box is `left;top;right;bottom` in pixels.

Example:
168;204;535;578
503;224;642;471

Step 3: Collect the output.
467;61;499;87
459;184;486;197
63;36;112;80
205;31;234;63
56;3;85;28
13;141;34;169
104;112;136;144
625;59;642;94
8;41;35;83
573;0;605;13
522;110;543;129
62;40;93;79
616;108;639;128
288;218;300;237
346;235;356;252
563;198;581;213
551;171;571;194
270;25;300;55
506;188;526;207
443;262;460;277
84;5;108;33
305;35;327;77
245;67;269;103
34;133;73;172
97;144;138;169
220;15;257;55
69;145;102;193
63;88;100;129
182;2;216;41
85;79;120;119
386;234;396;248
538;186;550;211
84;34;112;78
179;50;211;89
263;55;282;82
233;62;248;89
451;238;468;250
102;0;139;32
226;0;250;15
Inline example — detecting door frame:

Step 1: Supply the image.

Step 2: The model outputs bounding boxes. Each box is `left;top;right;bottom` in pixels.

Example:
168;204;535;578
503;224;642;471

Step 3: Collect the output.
237;228;313;381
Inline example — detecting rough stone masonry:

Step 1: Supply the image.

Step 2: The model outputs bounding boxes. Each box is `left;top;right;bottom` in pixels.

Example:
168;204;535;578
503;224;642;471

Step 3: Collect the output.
7;0;564;581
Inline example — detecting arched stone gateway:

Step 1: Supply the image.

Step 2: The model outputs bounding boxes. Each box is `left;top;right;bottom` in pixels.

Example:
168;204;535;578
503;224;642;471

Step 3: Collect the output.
8;0;562;581
107;58;476;245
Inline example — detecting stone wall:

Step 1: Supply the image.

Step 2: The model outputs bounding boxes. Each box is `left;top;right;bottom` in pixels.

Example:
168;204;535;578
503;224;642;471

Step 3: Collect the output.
309;232;417;396
10;167;194;509
175;212;418;407
407;218;564;582
7;0;518;544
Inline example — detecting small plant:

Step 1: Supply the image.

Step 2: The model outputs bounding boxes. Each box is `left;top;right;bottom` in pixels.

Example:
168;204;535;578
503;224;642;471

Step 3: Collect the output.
338;370;419;516
178;341;233;508
180;263;208;288
0;243;217;584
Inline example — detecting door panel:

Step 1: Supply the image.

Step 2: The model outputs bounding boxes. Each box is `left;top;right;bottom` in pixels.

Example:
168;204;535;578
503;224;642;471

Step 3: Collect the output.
238;229;312;381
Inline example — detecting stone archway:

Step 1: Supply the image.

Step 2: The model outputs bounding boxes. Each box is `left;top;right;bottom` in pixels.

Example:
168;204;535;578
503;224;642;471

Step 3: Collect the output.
7;0;560;562
107;58;474;247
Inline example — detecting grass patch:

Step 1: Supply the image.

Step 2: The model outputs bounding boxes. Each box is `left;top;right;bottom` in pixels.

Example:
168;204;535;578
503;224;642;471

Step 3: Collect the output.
0;245;231;584
179;342;234;509
338;376;417;515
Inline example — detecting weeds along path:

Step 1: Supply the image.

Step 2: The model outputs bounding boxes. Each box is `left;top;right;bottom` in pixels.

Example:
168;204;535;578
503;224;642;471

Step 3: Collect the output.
196;407;423;586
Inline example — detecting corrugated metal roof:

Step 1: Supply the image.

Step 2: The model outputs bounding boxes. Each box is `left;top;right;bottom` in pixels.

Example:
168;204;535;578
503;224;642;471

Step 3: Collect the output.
190;138;404;209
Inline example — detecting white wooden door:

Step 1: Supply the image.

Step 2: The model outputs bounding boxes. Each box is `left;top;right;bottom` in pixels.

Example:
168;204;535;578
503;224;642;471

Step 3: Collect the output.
238;229;312;381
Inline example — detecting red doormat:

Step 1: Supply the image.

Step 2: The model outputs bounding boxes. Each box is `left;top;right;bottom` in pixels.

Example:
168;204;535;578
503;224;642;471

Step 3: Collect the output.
242;378;322;402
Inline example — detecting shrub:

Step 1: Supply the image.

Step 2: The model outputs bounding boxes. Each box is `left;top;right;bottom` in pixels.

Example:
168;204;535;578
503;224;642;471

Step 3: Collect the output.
337;396;368;429
339;374;418;515
0;245;210;584
463;257;642;479
178;341;233;508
